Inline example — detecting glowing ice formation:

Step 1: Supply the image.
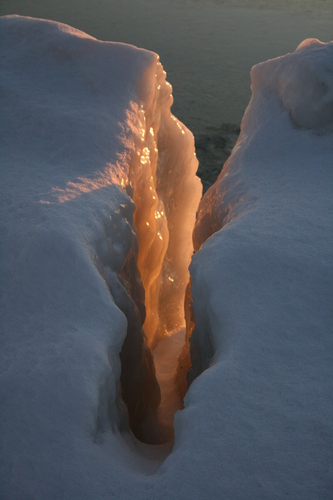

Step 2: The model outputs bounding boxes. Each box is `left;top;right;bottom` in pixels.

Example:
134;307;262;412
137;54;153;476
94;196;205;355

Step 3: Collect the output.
106;57;202;440
119;58;202;440
130;63;202;349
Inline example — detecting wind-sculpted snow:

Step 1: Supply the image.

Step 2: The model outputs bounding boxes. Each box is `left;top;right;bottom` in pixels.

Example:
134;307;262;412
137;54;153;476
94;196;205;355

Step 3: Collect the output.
0;14;202;496
1;16;333;499
251;38;333;130
184;39;333;497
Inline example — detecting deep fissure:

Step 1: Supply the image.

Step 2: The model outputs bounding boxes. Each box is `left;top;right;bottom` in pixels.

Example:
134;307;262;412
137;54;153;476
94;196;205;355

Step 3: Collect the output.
110;60;204;445
95;59;221;446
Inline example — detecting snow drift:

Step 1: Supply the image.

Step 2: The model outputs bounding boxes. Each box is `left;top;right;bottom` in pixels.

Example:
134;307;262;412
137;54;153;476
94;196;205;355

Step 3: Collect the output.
182;37;333;498
0;13;202;490
1;15;333;499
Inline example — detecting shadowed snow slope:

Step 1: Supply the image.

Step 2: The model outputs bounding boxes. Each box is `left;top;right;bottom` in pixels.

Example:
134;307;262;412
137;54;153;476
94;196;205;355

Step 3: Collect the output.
187;38;333;497
1;15;333;499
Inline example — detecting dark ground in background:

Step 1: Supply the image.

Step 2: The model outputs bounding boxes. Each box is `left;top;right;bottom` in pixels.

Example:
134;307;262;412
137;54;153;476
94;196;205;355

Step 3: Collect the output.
195;123;240;192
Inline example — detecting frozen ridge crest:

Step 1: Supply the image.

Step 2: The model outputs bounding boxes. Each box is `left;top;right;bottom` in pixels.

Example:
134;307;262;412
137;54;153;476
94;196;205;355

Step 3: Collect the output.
250;38;333;130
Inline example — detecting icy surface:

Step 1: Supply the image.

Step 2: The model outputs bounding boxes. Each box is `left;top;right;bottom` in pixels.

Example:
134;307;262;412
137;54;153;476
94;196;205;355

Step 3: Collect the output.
1;15;333;500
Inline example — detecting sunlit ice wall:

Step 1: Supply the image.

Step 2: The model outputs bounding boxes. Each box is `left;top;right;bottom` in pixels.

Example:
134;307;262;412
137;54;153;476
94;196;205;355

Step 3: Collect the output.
126;57;202;349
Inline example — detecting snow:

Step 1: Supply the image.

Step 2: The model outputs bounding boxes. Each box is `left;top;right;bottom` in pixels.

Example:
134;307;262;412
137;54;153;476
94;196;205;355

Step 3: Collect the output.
251;38;333;130
0;14;201;495
188;38;333;497
1;15;333;499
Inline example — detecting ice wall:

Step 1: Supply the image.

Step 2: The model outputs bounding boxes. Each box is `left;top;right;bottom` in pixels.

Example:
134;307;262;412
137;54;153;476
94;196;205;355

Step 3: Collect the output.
93;49;201;440
127;60;202;350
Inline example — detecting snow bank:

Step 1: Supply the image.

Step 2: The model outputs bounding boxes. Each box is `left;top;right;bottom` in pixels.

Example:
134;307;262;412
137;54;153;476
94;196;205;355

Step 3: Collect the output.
0;14;201;496
186;39;333;497
1;15;332;499
250;38;333;130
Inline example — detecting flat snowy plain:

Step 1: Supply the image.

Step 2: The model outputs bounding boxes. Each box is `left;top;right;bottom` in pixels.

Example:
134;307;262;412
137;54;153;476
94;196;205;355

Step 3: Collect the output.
1;15;332;499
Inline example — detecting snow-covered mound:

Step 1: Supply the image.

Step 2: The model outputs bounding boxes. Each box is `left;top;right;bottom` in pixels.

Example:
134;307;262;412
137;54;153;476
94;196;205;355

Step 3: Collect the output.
187;38;333;497
251;38;333;130
1;14;332;499
0;14;202;496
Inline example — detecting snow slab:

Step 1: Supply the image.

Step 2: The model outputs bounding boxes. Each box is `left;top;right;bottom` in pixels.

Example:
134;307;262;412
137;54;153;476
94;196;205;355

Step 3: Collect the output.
1;15;333;499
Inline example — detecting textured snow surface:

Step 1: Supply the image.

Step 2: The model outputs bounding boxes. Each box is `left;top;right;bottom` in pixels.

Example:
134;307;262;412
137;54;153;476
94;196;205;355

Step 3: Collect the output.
1;15;333;499
251;38;333;130
190;38;333;497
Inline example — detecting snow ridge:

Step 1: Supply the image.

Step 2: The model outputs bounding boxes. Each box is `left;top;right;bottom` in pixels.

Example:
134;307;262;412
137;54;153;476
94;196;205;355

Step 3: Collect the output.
0;15;201;492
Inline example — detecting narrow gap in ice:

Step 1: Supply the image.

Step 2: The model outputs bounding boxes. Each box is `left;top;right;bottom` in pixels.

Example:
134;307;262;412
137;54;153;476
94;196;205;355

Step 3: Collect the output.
93;204;161;444
98;60;202;445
